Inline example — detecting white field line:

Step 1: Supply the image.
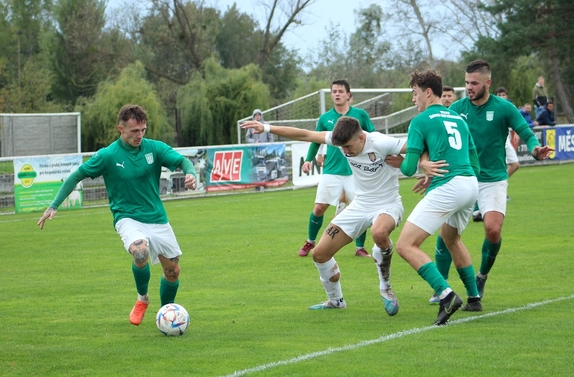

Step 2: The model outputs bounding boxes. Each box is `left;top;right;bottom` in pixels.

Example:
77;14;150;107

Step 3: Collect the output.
221;294;574;377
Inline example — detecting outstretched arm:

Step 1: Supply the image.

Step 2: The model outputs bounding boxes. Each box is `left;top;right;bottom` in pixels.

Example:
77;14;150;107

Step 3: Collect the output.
242;121;327;144
37;168;86;229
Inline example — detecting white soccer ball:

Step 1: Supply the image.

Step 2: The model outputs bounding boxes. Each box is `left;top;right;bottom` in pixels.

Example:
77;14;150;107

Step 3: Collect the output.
156;303;190;336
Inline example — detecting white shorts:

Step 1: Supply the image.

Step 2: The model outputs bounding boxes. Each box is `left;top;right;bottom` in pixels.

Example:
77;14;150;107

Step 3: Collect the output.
477;180;508;216
331;198;404;240
407;176;478;235
505;135;518;164
315;174;355;206
115;218;182;265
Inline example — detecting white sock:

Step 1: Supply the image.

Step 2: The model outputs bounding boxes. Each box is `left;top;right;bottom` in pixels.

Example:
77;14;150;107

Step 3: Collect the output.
372;245;392;290
138;294;149;303
315;258;343;302
439;287;453;300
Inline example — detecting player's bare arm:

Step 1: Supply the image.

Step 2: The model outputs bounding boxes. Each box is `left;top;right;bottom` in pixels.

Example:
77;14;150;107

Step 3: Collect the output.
37;207;58;230
242;121;327;144
384;155;404;168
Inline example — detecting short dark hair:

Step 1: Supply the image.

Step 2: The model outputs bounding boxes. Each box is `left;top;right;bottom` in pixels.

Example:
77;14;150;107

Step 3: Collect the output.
443;85;454;93
409;70;443;97
331;116;362;146
495;87;508;95
118;104;147;126
466;59;491;77
547;102;554;106
331;79;351;93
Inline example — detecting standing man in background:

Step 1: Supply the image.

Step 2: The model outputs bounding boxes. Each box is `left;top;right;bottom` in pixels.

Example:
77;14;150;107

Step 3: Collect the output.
532;76;549;118
37;104;198;326
298;80;374;258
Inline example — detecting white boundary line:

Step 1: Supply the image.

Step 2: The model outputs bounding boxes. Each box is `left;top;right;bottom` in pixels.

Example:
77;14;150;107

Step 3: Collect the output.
221;295;574;377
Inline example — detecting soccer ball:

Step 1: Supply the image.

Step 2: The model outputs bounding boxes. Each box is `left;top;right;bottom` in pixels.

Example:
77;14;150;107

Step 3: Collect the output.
156;303;190;336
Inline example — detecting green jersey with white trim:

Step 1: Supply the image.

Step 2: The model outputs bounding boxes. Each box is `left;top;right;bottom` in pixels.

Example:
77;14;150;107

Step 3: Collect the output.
450;94;539;182
79;138;185;226
406;104;476;192
306;106;375;176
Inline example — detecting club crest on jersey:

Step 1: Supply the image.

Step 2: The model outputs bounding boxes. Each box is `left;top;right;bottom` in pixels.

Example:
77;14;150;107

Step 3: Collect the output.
486;111;494;121
145;153;154;164
368;152;377;162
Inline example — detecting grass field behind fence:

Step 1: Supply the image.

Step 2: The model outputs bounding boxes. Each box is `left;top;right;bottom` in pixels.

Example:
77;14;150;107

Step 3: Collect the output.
1;163;573;377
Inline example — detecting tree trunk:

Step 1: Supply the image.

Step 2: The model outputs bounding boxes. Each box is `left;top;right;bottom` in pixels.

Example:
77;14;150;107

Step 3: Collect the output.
549;42;574;123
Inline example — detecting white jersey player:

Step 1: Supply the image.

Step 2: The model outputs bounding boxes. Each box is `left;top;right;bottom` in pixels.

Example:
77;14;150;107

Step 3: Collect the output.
242;116;406;316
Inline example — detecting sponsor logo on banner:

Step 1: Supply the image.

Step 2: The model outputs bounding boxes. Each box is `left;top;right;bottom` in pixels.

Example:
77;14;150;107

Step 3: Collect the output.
17;164;38;188
210;150;243;181
545;129;556;159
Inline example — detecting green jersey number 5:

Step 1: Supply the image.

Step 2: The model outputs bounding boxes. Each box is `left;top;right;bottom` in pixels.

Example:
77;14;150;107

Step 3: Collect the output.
444;121;462;150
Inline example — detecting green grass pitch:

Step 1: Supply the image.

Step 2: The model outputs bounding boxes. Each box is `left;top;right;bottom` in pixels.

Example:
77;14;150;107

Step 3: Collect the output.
1;163;573;376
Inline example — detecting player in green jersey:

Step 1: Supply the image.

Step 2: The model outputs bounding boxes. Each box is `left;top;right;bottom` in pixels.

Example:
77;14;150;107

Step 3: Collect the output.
422;60;553;300
396;70;481;324
298;80;375;258
37;104;198;326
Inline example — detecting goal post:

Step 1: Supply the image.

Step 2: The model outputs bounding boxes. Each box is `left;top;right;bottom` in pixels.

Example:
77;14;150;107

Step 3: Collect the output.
236;87;466;142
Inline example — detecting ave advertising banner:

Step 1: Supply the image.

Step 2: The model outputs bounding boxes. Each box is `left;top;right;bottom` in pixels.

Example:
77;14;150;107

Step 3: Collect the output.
13;155;83;213
205;144;288;192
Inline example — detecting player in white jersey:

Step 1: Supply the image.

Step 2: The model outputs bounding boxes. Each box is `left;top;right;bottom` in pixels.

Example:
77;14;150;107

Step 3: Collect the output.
242;117;405;316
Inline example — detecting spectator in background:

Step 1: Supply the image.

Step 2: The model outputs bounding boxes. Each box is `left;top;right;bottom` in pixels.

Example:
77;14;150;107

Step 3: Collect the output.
245;109;274;143
519;103;538;128
536;102;556;126
495;86;510;101
440;85;457;108
246;109;273;192
532;76;549;117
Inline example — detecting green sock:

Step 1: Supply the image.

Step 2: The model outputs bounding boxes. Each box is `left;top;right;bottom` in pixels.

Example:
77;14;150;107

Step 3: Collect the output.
474;202;479;212
132;263;150;296
308;212;323;242
355;231;367;248
160;276;180;307
417;262;450;295
480;238;502;276
434;235;452;280
457;265;479;297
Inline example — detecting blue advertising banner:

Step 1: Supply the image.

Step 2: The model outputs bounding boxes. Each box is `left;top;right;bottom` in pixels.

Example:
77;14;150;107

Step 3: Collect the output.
206;144;288;192
544;125;574;161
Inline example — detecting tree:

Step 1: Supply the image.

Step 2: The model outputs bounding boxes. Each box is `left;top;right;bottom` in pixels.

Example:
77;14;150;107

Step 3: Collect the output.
177;58;270;146
77;61;168;151
0;57;63;113
254;0;316;68
48;0;109;105
484;0;574;122
216;4;259;69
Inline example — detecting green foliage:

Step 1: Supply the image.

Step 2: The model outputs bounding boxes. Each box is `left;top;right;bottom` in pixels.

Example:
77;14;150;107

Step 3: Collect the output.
0;164;573;376
77;61;168;151
261;43;301;105
48;0;111;104
216;4;259;69
137;1;221;84
0;56;64;113
177;58;269;146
